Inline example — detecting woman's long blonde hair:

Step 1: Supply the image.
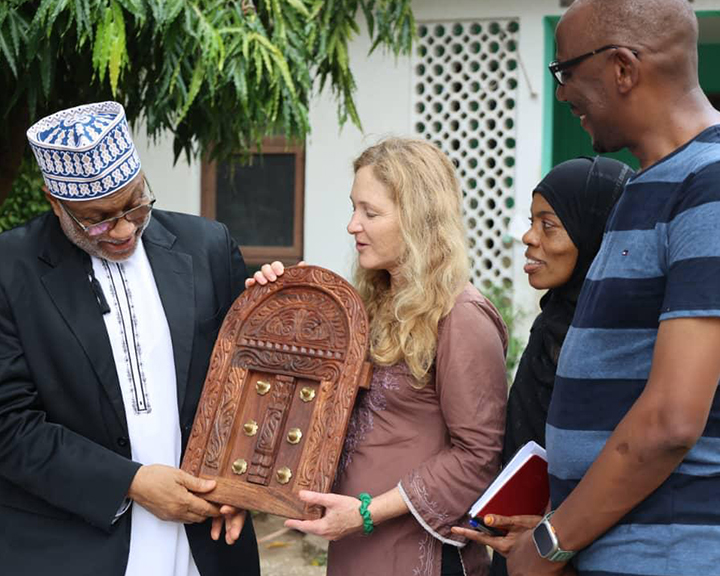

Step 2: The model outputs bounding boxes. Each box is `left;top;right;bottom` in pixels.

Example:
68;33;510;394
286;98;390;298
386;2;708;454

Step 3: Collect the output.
353;137;470;387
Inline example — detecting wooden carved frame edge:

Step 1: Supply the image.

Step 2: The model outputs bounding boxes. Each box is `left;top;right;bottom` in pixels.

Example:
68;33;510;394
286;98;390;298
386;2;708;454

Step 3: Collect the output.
181;265;369;516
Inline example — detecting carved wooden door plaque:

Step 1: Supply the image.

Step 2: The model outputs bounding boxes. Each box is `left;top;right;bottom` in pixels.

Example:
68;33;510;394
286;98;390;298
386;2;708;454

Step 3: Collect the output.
181;265;371;519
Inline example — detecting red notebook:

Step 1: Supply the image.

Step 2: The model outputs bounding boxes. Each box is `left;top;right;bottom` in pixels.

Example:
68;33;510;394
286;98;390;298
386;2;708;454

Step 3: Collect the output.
467;441;549;535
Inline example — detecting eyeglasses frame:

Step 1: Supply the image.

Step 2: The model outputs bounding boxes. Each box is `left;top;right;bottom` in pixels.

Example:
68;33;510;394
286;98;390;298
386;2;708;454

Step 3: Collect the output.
548;44;639;86
59;178;156;237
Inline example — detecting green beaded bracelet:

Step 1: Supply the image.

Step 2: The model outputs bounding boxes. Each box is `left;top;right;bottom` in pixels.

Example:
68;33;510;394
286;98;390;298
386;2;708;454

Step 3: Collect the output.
357;492;374;535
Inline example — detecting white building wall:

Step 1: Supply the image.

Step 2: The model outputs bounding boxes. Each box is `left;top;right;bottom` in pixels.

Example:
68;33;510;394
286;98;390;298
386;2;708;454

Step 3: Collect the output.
133;126;201;216
304;29;413;280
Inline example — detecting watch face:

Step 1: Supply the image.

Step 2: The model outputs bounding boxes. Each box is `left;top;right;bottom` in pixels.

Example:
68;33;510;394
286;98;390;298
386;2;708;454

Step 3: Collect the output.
533;522;556;557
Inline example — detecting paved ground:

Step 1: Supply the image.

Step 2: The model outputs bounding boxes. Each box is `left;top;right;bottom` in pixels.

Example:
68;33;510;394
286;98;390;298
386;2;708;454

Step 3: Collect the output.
254;513;328;576
254;513;495;574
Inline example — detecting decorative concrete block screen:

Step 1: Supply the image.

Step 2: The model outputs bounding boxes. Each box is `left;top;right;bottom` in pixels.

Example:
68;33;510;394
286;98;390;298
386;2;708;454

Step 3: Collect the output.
412;20;519;290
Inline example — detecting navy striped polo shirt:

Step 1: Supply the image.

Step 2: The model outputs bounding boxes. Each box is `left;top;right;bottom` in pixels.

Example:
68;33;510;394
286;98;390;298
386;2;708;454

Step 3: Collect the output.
547;125;720;576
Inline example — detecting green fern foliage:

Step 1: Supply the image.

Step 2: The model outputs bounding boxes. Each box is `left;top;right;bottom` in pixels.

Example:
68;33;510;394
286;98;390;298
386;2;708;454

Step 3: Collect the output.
0;0;415;169
484;284;525;384
0;157;49;233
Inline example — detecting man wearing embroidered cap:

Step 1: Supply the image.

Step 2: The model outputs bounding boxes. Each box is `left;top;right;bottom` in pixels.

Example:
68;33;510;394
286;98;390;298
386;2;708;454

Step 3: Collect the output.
0;102;260;576
27;101;149;261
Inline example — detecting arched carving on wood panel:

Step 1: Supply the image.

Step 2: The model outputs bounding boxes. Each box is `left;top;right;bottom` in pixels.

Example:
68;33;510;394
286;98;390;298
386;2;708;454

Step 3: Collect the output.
242;289;347;353
181;265;370;519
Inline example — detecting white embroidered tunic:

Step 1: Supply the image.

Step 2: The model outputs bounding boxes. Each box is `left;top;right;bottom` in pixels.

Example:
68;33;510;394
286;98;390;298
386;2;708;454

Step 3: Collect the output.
92;240;200;576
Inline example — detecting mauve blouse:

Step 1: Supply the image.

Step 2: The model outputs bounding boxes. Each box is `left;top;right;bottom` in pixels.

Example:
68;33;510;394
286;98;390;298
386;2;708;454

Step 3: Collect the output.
328;283;509;576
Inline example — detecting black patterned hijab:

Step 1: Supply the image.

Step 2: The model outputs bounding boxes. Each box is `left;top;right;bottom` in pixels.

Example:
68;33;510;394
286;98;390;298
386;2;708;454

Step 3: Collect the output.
503;156;633;459
492;156;633;576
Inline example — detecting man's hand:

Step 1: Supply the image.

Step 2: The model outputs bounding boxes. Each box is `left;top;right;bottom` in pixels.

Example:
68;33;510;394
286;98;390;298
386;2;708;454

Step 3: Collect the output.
506;530;573;576
284;490;363;541
211;505;247;545
127;464;221;523
451;514;541;557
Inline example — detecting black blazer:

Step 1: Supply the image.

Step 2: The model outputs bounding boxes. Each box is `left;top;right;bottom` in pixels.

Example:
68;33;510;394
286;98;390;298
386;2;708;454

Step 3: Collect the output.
0;210;260;576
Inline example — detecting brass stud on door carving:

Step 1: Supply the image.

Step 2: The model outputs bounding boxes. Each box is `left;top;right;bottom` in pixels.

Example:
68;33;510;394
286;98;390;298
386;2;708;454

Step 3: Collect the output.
276;466;292;484
243;420;258;436
232;459;248;475
287;428;302;445
299;387;315;402
256;380;271;395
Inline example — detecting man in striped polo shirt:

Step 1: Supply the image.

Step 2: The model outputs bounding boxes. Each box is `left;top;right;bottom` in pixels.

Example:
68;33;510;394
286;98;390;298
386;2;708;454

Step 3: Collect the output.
507;1;720;575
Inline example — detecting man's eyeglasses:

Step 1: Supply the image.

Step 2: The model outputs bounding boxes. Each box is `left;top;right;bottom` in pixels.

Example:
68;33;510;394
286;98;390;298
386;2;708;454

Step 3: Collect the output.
60;179;156;237
548;44;639;86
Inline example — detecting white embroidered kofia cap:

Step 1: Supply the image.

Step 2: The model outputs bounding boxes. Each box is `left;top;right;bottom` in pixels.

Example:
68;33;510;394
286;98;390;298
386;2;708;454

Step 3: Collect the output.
26;101;141;201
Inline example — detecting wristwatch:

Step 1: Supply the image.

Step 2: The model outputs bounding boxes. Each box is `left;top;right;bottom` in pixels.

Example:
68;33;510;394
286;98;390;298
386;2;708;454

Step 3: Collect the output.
532;511;576;562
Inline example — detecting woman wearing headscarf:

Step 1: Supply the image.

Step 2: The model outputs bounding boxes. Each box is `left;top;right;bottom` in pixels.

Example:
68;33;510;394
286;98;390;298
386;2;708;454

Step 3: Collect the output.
452;156;633;575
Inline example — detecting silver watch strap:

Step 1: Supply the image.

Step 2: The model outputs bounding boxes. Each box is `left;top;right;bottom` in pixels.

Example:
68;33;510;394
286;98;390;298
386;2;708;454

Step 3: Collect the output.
539;511;576;563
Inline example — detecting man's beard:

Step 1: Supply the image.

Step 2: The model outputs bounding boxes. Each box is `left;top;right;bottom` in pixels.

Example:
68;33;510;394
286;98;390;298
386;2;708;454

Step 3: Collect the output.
56;210;150;262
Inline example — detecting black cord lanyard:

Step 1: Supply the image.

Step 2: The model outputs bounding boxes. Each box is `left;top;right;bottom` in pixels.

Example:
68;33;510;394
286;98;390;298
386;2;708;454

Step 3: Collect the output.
82;254;111;315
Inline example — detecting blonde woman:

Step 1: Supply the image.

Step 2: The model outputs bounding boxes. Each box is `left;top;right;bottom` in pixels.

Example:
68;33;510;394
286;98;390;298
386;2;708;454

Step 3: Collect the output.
249;137;508;575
